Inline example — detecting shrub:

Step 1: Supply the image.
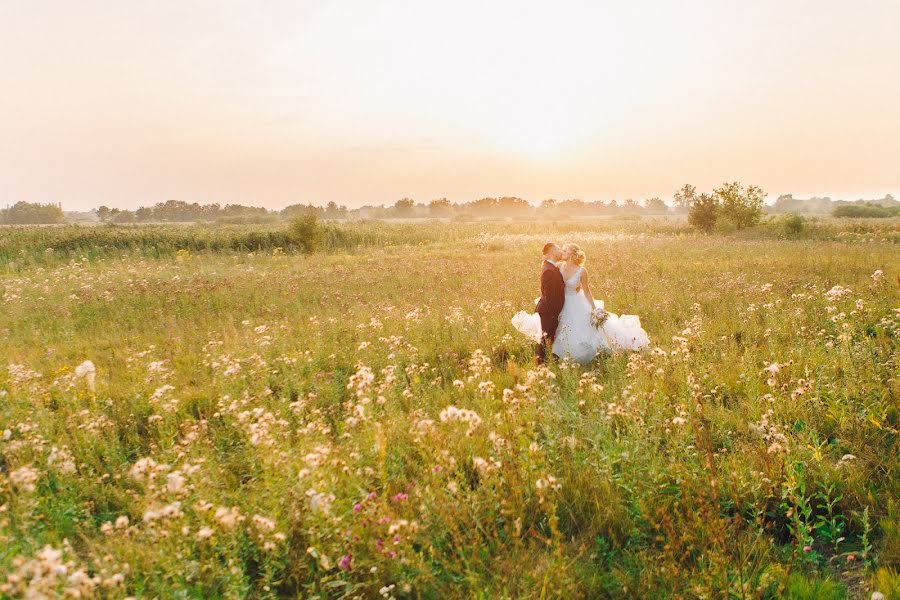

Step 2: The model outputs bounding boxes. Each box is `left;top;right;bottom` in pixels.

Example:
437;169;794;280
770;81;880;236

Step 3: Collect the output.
781;214;805;236
688;193;720;232
288;213;323;253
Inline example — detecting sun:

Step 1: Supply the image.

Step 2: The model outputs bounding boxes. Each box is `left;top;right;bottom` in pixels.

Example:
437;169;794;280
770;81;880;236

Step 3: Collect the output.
483;95;585;162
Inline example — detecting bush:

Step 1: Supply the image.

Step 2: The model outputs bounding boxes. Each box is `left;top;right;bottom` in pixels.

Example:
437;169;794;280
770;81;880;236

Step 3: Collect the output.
781;214;805;236
688;193;720;232
288;213;323;253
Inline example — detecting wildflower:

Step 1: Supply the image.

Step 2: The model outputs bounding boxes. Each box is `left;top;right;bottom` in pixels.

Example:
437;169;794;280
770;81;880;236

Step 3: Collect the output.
147;360;169;373
252;515;276;531
477;380;495;396
150;384;175;402
439;405;482;435
672;417;687;426
803;545;812;553
47;446;76;475
74;360;96;391
339;554;352;571
824;285;852;301
307;490;334;515
143;501;182;522
10;465;40;492
196;527;214;540
165;471;186;494
214;506;243;529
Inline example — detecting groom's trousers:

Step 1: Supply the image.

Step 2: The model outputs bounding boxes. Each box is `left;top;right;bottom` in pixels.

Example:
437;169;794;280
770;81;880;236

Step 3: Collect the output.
536;313;559;363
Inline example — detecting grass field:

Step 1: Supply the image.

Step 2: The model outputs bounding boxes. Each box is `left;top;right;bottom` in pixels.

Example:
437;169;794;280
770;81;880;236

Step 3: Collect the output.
1;219;898;598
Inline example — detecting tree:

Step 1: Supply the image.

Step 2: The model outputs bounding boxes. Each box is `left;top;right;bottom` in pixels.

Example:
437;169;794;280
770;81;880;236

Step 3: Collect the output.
324;201;346;219
540;199;558;210
289;213;323;253
97;206;111;222
622;198;641;213
644;197;668;214
393;198;415;217
135;207;154;222
110;209;135;223
673;184;696;212
715;181;765;229
0;201;65;224
688;193;720;232
428;198;452;216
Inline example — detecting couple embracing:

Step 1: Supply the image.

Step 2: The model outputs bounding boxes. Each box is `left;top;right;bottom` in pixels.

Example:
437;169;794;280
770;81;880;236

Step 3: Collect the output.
511;242;650;364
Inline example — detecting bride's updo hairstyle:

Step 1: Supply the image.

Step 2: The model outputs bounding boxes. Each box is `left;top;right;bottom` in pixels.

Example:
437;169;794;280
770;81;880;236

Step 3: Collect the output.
563;243;586;266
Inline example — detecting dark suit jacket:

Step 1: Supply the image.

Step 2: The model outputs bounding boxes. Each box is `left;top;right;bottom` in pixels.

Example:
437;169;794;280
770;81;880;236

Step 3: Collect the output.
535;260;565;336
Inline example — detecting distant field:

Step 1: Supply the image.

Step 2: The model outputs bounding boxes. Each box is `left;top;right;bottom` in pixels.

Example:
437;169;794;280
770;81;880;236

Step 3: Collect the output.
1;219;898;598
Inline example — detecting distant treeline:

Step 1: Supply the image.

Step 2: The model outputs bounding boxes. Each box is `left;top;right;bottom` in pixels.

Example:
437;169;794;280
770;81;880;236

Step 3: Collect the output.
0;201;65;224
4;197;673;224
3;189;899;225
91;196;674;223
832;203;900;218
770;194;898;215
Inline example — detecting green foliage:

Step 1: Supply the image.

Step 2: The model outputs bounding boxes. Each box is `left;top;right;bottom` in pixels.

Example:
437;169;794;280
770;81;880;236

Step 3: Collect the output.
643;197;668;213
0;219;898;596
715;181;766;229
0;201;64;224
393;198;415;217
872;567;900;599
288;213;323;253
833;203;900;218
783;573;846;599
781;213;806;236
673;183;696;212
687;192;719;232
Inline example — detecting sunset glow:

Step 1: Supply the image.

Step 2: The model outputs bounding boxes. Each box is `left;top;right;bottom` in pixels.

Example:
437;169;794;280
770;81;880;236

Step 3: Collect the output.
1;0;899;210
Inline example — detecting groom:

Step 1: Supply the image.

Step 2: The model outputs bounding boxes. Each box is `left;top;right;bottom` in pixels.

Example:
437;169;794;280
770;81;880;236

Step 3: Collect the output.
535;242;565;363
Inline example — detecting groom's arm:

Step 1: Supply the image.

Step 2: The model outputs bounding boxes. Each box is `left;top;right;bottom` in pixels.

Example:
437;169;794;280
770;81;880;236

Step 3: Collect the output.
539;269;564;314
536;271;547;313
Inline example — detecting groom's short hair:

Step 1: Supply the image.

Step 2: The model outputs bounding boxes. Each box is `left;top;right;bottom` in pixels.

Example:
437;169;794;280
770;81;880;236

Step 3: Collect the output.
542;242;556;255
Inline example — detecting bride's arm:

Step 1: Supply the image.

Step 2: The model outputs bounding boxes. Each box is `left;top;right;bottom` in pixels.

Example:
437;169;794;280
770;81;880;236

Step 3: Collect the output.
580;269;597;308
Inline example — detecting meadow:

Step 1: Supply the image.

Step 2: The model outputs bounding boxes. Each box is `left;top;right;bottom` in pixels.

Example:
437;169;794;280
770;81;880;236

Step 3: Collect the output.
1;218;898;598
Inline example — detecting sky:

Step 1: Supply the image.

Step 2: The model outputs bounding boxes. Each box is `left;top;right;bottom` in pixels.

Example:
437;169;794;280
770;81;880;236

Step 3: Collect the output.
1;0;899;211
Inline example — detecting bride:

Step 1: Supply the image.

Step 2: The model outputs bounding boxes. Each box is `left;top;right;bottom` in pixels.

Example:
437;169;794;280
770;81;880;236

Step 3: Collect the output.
511;243;650;364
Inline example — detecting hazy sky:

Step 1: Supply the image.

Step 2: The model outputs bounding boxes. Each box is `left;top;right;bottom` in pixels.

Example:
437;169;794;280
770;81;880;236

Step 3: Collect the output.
2;0;899;210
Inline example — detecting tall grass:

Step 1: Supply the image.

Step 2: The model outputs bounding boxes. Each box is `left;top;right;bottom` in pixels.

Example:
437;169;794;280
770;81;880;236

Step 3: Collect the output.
1;219;898;597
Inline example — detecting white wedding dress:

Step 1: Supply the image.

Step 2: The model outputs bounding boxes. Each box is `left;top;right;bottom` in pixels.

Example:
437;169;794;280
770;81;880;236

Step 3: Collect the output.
511;266;650;364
